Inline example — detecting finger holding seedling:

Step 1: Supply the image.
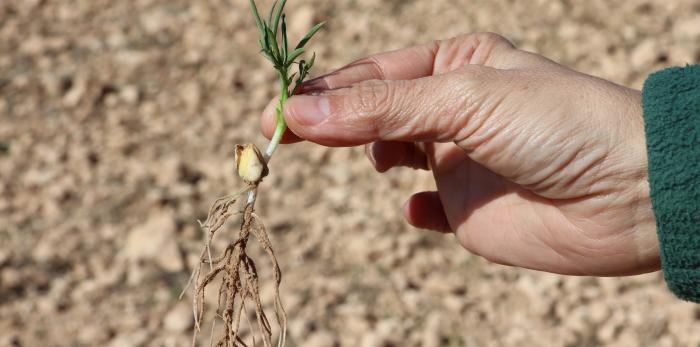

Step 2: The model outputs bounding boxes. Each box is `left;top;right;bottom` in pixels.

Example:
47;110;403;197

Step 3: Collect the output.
247;0;325;159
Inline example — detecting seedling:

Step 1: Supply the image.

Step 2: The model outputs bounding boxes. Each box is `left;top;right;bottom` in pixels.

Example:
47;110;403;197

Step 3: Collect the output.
183;1;325;346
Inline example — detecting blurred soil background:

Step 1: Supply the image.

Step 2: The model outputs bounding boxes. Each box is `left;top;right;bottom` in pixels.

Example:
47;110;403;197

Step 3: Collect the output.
1;0;700;346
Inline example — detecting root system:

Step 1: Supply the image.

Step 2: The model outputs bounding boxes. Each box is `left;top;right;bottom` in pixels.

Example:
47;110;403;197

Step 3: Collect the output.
184;185;286;347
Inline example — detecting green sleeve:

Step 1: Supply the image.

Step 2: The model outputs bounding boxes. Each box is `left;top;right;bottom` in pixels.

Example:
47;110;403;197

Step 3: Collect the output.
642;64;700;303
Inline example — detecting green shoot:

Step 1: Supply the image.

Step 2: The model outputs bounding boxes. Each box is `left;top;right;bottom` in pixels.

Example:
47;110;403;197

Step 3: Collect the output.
248;0;325;159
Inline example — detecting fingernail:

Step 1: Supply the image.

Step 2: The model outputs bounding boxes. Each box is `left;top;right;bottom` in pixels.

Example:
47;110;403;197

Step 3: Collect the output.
365;143;378;167
290;96;330;126
299;76;328;93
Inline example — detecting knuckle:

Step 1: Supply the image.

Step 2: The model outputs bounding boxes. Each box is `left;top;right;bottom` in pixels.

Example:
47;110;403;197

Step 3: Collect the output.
347;79;396;124
473;32;514;49
363;56;388;80
447;32;516;66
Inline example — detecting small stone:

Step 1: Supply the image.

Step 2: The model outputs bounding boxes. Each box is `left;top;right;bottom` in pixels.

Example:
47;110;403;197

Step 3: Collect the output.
122;211;184;273
0;249;10;266
78;324;110;344
109;331;149;347
120;85;140;104
673;15;700;39
1;268;21;289
305;331;337;347
630;39;657;69
20;35;45;55
63;77;87;107
163;302;194;333
180;81;201;111
422;314;442;347
360;333;384;347
140;9;169;34
588;302;610;324
288;319;310;340
33;237;56;263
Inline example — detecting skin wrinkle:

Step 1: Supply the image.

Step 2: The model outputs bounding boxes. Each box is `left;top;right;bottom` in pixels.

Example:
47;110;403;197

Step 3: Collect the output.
632;182;659;270
460;72;556;175
530;199;639;276
378;91;424;141
473;119;529;182
521;202;592;275
558;141;609;196
365;56;387;81
345;79;395;138
452;76;505;151
508;99;588;192
428;79;470;142
397;78;437;140
555;84;645;198
526;132;590;195
470;33;505;67
558;196;640;257
425;40;440;76
564;146;601;189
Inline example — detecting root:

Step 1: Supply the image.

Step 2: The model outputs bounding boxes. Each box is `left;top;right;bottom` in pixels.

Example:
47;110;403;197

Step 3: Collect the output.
186;186;287;347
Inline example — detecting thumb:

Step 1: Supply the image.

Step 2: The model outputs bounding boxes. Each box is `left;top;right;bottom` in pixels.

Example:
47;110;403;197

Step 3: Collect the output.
283;66;502;146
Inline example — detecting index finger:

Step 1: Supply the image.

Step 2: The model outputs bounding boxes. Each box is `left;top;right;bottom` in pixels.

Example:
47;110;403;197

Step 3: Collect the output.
300;40;440;92
261;41;440;142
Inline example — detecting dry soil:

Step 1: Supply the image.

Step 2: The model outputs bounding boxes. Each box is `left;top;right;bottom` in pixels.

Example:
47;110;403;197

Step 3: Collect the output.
1;0;700;346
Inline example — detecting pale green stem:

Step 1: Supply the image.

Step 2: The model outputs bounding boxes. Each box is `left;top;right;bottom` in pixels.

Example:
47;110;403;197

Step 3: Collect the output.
249;72;290;204
264;72;290;160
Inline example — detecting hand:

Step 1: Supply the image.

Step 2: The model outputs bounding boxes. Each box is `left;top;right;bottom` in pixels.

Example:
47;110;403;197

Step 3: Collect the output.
261;33;659;276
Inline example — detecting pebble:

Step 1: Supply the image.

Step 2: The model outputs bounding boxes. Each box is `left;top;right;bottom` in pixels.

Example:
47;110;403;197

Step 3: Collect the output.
673;15;700;39
360;333;385;347
120;85;140;104
63;77;87;107
630;39;658;69
305;331;338;347
180;81;201;111
421;314;442;347
109;331;149;347
122;211;184;273
163;302;194;333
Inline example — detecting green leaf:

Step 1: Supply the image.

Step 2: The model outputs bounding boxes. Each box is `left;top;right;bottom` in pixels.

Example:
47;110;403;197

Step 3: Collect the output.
268;0;278;28
261;21;270;51
286;48;305;64
266;26;280;64
298;60;308;80
281;14;289;63
272;0;288;37
262;51;276;64
248;0;265;37
296;22;325;50
307;52;316;69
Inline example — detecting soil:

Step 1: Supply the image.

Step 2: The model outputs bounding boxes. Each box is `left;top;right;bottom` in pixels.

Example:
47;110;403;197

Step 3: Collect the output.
1;0;700;346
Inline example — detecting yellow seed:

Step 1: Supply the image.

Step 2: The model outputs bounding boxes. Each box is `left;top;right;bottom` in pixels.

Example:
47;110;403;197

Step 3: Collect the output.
235;144;268;184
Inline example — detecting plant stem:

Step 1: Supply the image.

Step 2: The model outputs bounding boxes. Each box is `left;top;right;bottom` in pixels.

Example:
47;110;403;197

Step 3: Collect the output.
264;72;290;160
249;72;290;205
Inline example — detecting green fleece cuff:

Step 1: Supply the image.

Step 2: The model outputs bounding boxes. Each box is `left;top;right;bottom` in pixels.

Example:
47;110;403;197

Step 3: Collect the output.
642;64;700;303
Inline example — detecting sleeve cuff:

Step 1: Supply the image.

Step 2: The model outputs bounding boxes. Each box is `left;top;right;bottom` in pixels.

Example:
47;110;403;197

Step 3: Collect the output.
642;64;700;302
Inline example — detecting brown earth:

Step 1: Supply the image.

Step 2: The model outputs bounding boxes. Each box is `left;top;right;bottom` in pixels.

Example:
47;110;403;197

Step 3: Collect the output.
1;0;700;346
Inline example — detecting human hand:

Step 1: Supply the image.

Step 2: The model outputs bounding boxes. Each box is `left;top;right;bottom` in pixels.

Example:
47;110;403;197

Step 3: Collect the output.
261;33;659;276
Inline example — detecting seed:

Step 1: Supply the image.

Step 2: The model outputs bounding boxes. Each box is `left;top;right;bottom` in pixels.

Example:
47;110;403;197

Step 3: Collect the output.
235;143;269;185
